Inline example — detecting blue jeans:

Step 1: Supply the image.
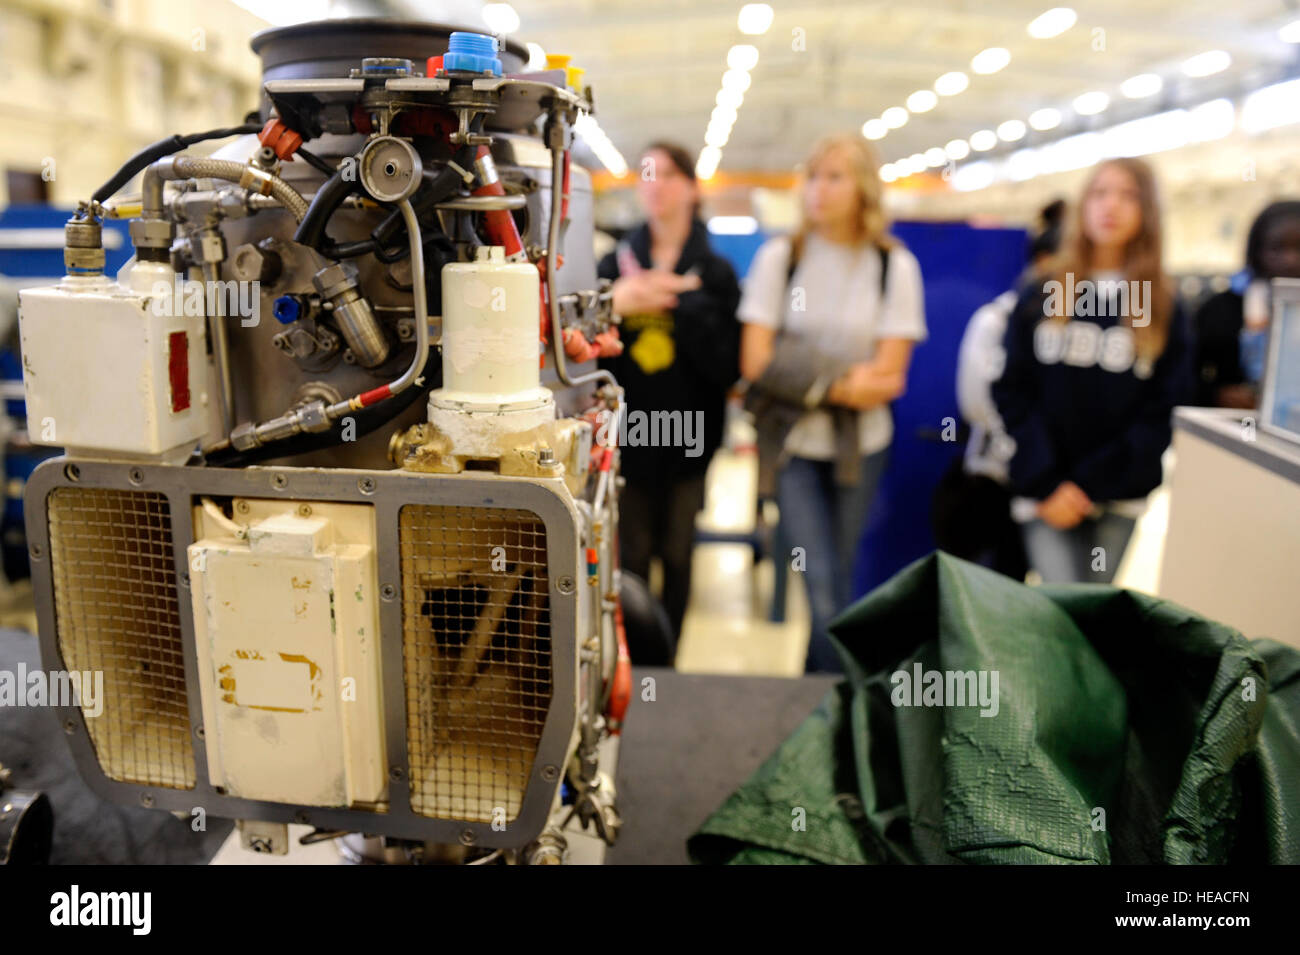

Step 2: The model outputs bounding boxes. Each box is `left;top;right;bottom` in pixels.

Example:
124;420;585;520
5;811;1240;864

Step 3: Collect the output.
1021;512;1136;584
776;450;889;673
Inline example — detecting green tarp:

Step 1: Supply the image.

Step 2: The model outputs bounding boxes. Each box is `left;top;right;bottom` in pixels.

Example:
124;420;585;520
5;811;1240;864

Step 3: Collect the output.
688;553;1300;864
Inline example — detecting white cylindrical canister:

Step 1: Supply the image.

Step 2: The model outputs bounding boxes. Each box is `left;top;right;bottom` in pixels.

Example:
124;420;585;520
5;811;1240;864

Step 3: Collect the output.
439;245;544;402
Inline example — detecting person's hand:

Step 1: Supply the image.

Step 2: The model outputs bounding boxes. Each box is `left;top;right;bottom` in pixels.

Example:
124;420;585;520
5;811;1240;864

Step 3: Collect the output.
1215;383;1258;410
826;363;906;409
610;270;701;315
1036;480;1093;530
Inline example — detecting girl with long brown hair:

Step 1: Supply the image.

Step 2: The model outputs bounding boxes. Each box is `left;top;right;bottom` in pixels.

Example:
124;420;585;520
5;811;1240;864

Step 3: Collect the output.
739;133;927;672
992;157;1194;583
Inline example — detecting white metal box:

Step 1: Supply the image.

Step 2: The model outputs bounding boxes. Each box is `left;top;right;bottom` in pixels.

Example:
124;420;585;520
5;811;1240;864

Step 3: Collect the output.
189;499;386;807
18;265;209;459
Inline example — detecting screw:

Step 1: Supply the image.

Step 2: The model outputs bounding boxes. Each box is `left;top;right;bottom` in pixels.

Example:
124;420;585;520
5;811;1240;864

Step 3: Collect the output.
29;544;42;561
541;764;559;782
272;474;288;490
249;837;272;853
380;584;397;601
556;575;575;595
294;810;310;825
358;477;376;495
297;503;312;517
538;447;555;467
389;766;404;781
64;463;80;482
459;829;476;846
180;572;190;589
128;467;145;485
63;719;76;735
235;500;251;514
140;793;154;808
194;725;205;741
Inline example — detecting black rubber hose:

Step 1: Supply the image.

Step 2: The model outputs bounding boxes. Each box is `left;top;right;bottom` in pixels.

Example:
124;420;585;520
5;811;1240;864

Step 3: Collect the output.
295;146;337;177
292;167;363;251
203;345;441;468
91;124;261;204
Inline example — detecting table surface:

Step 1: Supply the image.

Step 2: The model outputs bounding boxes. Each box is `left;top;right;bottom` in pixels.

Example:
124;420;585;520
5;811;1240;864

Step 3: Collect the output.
1;625;836;865
606;667;838;865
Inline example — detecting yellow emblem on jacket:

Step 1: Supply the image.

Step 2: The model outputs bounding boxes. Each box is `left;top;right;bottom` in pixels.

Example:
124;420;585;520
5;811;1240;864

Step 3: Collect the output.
625;312;675;375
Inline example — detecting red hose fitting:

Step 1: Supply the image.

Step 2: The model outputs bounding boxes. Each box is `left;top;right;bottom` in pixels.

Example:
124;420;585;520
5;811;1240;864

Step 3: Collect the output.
606;598;632;735
258;118;303;161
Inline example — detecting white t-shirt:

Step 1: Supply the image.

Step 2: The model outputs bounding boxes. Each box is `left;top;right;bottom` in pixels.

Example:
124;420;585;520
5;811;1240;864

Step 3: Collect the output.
738;233;927;458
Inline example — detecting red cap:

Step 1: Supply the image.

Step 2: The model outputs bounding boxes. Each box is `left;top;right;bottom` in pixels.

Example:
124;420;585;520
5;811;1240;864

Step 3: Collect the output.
426;55;444;76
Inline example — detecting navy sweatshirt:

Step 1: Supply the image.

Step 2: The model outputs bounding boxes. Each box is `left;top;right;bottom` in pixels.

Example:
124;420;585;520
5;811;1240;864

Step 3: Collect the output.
992;278;1195;502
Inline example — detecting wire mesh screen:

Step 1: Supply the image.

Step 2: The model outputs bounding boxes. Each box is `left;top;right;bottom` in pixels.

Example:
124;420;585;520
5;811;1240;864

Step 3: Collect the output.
399;504;552;822
46;488;194;789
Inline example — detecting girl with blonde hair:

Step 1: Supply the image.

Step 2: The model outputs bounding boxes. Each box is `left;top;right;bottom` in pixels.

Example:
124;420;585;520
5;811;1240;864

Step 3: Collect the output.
739;133;927;672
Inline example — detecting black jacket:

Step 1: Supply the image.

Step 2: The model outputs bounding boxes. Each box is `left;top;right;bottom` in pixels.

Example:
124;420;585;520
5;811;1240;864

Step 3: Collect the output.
1192;289;1247;406
992;282;1195;502
597;220;741;481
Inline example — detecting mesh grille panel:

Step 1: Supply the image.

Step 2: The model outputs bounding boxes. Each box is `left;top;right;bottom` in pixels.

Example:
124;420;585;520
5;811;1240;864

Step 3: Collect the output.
47;488;194;789
399;505;552;822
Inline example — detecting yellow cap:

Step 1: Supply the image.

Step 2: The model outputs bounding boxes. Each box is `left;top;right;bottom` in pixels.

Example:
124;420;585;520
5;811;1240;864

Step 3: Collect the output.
545;54;584;91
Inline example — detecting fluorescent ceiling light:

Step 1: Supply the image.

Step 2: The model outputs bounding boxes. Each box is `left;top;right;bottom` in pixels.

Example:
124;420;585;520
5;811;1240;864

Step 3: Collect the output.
880;163;898;182
705;126;730;148
716;88;744;109
935;71;969;96
945;139;971;160
969;129;998;151
229;0;329;26
1038;132;1103;173
722;69;752;92
882;107;909;129
1028;107;1061;130
971;47;1011;74
1188;98;1235;141
526;43;547;71
1006;148;1039;181
952;161;996;192
737;4;774;35
1182;50;1231;77
1101;109;1189;157
997;119;1027;141
862;119;888;140
1120;73;1162;99
727;44;760;71
573;113;627;177
1073;91;1110;115
1282;19;1300;43
924;147;947;167
712;105;738;127
696;146;722;180
708;215;758;234
907;90;938;113
1242;78;1300;133
482;3;520;34
1027;7;1077;39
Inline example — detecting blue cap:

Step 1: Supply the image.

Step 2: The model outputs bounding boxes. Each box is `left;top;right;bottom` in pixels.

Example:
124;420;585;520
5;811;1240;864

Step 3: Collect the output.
272;295;302;324
443;31;503;76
